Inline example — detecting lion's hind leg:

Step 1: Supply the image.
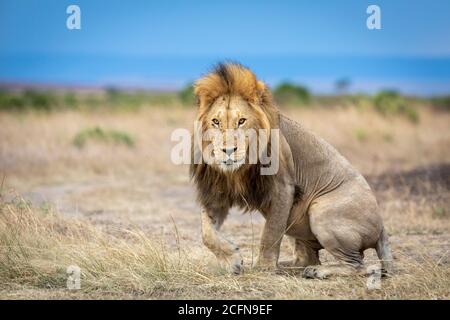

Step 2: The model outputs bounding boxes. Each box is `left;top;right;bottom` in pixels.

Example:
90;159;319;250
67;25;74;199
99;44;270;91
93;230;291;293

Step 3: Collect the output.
301;223;366;279
303;205;367;279
303;185;384;279
293;239;321;267
303;262;365;279
302;223;365;279
278;237;321;274
302;248;364;279
375;227;394;275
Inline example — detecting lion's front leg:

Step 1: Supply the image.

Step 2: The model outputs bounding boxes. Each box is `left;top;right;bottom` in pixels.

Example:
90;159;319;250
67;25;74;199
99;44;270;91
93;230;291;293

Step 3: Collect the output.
201;208;243;275
255;184;293;271
255;216;288;270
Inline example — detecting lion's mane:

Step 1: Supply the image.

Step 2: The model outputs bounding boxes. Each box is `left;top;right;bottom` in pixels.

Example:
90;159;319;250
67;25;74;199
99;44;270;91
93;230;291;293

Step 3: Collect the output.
190;63;281;212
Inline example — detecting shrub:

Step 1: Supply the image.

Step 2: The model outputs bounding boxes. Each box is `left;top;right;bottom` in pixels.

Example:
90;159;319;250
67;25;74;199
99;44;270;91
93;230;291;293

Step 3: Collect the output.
63;92;78;108
0;91;25;111
349;94;372;110
144;93;178;106
354;128;368;142
105;88;139;110
85;94;103;109
373;90;404;114
104;88;178;109
23;90;57;111
0;88;194;112
73;127;135;148
273;82;311;106
403;106;419;123
373;90;419;123
178;83;195;106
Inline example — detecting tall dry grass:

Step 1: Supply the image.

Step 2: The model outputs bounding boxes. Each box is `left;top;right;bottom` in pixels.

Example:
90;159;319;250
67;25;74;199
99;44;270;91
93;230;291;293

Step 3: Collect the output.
1;191;448;300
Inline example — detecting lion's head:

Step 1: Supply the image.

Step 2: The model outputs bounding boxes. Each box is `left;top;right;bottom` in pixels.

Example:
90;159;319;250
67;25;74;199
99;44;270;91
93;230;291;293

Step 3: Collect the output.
193;63;278;172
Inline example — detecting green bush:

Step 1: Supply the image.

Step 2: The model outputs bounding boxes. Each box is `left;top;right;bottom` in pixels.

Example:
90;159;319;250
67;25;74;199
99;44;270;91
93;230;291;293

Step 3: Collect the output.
0;87;198;111
403;106;419;123
0;91;25;111
144;93;178;106
63;92;78;108
354;128;368;142
73;127;135;148
23;90;57;111
178;83;195;106
273;82;311;106
349;94;372;109
105;88;139;110
104;88;178;109
373;90;402;114
373;90;419;122
0;90;60;111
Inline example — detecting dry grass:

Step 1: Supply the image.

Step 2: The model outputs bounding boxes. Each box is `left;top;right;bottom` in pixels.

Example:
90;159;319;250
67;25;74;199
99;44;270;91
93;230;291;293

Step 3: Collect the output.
0;105;449;299
0;193;448;300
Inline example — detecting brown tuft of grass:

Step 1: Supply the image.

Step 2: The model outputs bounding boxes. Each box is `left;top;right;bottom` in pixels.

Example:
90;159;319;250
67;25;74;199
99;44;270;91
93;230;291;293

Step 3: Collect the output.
0;192;205;297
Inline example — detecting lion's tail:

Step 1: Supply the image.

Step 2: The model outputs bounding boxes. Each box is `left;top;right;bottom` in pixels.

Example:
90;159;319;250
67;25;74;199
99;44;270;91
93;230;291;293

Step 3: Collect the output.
375;227;394;276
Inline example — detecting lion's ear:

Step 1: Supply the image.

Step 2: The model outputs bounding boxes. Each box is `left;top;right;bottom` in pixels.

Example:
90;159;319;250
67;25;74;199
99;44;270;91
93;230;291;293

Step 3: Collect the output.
256;80;273;104
194;73;225;112
256;81;266;95
194;83;214;114
193;86;206;108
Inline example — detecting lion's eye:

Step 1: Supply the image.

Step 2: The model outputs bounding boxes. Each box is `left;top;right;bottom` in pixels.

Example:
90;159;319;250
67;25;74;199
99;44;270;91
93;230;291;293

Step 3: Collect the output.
212;119;220;126
238;118;247;126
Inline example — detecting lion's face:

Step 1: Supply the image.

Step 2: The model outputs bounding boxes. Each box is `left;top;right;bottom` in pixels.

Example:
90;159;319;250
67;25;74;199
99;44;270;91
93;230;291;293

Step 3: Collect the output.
201;94;265;172
193;63;277;174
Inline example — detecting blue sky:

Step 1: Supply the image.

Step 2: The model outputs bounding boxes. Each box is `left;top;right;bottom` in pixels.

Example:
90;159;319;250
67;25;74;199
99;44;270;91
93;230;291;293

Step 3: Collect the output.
1;0;450;94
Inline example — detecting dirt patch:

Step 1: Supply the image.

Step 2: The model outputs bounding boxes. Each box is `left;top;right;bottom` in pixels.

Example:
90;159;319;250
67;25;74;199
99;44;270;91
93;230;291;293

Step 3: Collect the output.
368;162;450;196
12;163;449;260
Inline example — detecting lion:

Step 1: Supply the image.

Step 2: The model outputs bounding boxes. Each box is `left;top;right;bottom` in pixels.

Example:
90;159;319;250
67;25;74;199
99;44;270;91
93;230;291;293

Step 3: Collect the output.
190;63;393;279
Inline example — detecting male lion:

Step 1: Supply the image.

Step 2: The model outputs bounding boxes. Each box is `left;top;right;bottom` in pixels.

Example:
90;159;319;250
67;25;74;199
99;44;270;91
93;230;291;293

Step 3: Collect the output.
190;63;393;279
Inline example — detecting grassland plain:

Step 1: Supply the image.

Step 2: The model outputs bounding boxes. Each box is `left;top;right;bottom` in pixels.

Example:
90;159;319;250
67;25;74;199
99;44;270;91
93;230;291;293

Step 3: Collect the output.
0;103;449;299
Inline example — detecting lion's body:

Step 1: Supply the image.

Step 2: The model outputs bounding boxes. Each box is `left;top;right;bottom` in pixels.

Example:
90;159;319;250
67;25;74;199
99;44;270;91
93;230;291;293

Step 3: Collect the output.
191;63;393;278
280;115;393;276
280;114;378;243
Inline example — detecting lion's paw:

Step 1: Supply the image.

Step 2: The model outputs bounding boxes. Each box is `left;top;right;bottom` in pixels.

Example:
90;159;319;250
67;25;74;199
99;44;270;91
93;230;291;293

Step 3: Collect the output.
302;266;328;279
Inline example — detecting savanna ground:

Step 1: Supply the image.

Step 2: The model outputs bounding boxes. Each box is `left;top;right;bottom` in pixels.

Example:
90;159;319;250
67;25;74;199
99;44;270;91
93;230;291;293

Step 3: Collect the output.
0;93;449;299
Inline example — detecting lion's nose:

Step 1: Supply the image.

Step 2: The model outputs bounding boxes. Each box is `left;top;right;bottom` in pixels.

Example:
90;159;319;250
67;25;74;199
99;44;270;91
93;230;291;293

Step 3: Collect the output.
222;147;237;156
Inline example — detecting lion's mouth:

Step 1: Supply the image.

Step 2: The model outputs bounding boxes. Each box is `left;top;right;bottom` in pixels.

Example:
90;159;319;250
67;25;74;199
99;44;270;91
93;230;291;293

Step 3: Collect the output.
219;158;245;170
222;159;238;165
